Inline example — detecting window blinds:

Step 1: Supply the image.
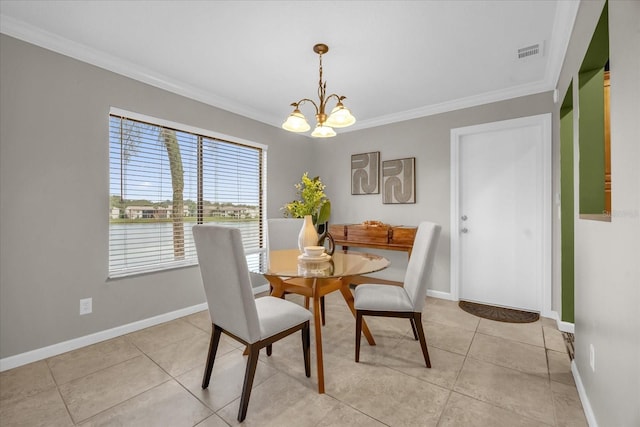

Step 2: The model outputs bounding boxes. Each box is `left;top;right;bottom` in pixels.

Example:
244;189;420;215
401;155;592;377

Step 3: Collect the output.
109;113;264;278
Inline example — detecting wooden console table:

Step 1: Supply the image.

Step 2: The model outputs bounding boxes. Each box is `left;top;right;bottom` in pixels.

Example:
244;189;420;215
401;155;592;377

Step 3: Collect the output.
328;223;416;286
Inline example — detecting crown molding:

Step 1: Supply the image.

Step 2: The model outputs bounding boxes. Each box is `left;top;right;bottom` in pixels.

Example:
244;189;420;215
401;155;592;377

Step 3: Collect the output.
1;7;575;135
346;0;581;134
0;14;280;128
346;80;553;133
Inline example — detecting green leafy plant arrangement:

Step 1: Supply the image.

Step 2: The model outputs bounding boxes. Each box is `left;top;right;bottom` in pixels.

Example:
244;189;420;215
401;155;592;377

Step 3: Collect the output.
283;172;331;226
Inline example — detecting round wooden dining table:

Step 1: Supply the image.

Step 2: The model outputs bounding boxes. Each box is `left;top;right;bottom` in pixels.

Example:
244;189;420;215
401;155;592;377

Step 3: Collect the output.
261;249;390;394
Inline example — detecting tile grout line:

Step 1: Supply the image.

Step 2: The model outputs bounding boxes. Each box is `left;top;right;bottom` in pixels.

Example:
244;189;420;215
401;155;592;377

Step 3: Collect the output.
75;379;177;426
42;359;76;426
447;315;562;426
46;352;164;425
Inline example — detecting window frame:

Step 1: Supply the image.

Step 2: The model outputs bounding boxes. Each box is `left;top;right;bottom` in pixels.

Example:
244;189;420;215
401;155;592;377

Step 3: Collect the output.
108;107;267;278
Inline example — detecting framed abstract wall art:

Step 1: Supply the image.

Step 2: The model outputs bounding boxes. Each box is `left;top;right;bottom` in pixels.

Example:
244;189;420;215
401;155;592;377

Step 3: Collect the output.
351;152;380;195
382;157;416;204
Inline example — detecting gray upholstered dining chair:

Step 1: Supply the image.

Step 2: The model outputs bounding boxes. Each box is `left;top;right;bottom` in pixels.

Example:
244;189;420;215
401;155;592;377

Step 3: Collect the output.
267;218;326;325
192;224;312;422
354;221;441;367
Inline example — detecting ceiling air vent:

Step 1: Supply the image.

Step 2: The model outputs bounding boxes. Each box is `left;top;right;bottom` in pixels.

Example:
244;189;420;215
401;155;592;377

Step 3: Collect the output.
517;43;541;59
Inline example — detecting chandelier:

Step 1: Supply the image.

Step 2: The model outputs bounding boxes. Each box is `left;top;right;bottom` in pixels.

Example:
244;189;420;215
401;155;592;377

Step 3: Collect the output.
282;43;356;138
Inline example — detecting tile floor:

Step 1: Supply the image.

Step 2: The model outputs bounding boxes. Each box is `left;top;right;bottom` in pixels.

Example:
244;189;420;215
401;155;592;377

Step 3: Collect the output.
0;293;587;426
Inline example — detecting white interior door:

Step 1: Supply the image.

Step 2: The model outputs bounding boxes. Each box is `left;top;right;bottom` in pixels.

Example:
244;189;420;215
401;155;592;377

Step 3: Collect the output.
451;115;551;312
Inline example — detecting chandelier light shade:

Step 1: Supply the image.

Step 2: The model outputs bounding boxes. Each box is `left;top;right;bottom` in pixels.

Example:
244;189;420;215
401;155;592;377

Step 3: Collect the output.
311;124;336;138
282;108;311;132
282;43;355;138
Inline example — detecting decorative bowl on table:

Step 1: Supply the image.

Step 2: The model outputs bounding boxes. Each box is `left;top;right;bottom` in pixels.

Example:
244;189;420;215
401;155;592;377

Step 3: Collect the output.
303;246;325;257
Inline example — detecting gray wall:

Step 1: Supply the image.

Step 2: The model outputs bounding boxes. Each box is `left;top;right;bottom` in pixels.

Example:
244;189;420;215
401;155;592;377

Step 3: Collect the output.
0;35;313;358
311;94;553;295
0;31;555;360
555;1;640;425
0;30;552;358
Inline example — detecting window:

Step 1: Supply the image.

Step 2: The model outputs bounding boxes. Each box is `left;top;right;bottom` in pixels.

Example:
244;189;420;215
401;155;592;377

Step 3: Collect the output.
109;108;266;278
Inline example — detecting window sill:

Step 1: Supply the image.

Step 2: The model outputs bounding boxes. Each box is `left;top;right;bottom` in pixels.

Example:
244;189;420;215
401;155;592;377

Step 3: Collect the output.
108;260;198;280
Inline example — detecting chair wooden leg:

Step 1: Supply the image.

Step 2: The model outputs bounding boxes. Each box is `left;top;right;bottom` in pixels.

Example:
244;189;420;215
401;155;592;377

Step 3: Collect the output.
202;324;222;389
312;295;325;393
410;317;419;340
413;313;431;368
302;321;311;377
238;344;260;422
355;311;363;362
266;344;272;356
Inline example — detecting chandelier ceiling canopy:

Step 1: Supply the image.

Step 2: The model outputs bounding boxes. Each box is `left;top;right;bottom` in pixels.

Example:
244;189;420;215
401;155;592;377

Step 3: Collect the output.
282;43;356;138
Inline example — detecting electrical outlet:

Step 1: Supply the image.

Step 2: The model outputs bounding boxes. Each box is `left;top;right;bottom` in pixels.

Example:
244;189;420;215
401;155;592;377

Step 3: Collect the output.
589;343;595;371
80;298;92;315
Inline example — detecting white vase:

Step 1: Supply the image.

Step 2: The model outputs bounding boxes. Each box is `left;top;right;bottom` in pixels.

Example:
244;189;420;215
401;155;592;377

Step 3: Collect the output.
298;215;319;252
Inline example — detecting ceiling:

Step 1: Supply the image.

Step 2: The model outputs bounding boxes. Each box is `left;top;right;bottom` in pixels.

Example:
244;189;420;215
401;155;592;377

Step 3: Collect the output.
0;1;579;134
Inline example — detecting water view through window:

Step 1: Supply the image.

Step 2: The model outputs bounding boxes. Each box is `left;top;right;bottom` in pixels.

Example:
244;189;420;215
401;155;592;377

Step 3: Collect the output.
109;111;265;277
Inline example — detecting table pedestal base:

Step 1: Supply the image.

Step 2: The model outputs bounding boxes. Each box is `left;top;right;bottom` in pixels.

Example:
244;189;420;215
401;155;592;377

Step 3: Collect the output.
265;275;376;394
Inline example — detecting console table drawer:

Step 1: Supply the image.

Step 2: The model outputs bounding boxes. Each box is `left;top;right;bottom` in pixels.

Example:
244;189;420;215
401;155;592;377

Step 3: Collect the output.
329;223;416;253
389;227;416;246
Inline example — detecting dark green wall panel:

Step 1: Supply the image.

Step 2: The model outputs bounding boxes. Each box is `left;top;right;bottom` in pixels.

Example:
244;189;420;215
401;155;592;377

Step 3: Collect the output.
560;84;575;323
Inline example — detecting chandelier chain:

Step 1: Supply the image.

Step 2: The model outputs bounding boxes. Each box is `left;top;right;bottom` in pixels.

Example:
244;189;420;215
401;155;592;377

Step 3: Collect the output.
317;51;325;113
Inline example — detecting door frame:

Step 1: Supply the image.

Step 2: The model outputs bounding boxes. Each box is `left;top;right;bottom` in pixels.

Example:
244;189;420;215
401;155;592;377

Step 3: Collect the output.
450;113;553;317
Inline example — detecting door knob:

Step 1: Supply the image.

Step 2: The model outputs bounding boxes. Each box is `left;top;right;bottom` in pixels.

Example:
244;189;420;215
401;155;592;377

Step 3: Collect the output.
461;228;469;233
461;215;468;221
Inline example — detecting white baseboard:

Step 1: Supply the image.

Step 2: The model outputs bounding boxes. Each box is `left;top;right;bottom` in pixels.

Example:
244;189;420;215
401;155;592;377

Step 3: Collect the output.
0;302;208;372
426;289;455;301
255;283;454;301
1;284;273;372
557;319;575;334
546;310;575;333
0;286;537;372
572;360;598;427
252;283;271;295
